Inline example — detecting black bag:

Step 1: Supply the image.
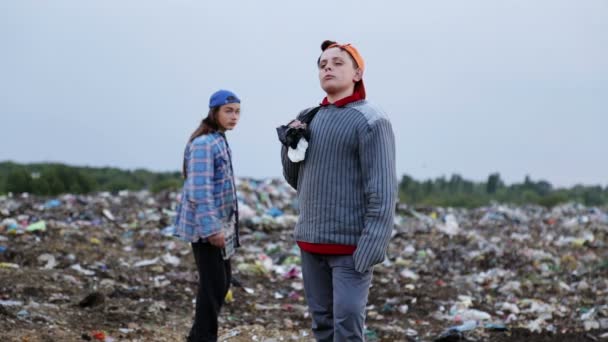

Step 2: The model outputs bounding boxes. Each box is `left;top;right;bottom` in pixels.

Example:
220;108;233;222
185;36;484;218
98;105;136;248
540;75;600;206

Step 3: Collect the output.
276;106;321;149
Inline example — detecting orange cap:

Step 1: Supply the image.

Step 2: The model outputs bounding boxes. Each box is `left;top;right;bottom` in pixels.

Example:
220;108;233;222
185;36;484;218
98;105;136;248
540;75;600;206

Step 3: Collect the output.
327;42;366;99
327;43;365;72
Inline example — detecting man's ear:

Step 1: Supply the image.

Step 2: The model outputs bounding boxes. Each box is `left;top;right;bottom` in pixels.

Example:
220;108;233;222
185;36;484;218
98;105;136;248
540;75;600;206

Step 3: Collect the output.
353;68;363;82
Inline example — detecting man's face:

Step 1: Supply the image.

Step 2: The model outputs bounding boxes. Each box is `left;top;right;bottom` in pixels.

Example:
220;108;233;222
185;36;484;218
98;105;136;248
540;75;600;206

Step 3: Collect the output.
318;47;362;95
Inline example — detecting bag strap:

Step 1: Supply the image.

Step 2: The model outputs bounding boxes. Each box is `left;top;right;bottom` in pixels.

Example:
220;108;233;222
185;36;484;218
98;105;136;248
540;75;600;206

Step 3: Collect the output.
299;106;322;125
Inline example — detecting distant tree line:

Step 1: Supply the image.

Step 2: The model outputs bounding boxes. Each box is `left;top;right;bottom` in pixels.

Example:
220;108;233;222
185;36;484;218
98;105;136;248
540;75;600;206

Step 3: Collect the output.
0;161;182;195
399;172;608;208
0;162;606;207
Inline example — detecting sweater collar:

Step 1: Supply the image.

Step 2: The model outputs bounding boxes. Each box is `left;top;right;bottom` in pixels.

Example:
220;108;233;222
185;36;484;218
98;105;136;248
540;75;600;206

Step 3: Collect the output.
320;82;366;107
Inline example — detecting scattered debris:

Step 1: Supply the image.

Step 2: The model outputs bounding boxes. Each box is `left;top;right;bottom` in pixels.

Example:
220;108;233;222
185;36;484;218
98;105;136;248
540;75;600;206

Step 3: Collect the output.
0;181;606;341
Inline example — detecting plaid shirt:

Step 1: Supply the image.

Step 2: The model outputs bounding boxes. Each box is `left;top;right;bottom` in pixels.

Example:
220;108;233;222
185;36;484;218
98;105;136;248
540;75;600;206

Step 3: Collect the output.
174;132;237;242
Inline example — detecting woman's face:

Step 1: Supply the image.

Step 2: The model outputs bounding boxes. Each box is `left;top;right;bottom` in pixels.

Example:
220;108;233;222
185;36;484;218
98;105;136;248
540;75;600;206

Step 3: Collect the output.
216;103;241;131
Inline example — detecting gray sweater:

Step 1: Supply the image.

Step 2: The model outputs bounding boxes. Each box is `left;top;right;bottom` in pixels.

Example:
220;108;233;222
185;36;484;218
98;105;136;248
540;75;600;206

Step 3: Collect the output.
281;100;397;273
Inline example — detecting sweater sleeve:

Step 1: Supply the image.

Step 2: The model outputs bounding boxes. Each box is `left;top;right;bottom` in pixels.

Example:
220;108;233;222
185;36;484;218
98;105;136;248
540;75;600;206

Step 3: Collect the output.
353;118;397;273
281;145;300;189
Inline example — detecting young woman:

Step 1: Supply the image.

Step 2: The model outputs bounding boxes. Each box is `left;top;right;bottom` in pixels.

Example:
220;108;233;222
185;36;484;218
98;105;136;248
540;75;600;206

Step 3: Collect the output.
174;89;241;342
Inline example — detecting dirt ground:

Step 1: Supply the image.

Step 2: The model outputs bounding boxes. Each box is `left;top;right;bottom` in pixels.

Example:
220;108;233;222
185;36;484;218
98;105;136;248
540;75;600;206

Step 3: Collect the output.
1;192;607;341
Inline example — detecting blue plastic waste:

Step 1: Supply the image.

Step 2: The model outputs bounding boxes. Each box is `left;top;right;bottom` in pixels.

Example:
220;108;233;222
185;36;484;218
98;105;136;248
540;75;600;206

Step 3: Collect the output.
266;207;284;218
44;199;62;209
161;226;176;237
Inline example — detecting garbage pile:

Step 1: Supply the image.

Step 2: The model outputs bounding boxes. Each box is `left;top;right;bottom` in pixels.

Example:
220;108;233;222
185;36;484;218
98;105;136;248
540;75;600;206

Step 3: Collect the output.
0;178;607;341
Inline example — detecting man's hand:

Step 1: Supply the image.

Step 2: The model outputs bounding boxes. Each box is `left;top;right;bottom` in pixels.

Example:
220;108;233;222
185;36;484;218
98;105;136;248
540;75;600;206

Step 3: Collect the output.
208;232;225;248
288;120;307;129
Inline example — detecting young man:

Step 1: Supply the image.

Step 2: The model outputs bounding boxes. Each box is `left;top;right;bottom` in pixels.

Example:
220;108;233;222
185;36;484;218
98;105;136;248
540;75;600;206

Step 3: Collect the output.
280;41;397;341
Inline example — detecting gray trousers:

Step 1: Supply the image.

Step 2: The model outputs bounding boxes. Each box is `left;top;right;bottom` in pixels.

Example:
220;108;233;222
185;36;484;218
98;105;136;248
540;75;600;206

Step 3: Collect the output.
301;250;373;342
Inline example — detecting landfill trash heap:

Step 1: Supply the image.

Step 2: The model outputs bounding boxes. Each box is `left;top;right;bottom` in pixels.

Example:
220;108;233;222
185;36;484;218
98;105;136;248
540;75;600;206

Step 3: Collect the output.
0;178;607;341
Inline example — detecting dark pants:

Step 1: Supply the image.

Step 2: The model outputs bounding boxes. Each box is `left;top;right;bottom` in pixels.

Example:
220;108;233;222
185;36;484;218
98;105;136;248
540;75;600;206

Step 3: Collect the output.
187;241;231;342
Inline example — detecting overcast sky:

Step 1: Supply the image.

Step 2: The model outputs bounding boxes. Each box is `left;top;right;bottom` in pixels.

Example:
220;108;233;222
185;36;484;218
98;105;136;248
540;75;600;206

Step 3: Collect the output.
1;0;606;187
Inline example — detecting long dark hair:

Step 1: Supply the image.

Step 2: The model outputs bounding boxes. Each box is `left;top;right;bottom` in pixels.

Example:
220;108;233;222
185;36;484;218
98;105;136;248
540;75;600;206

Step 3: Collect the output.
182;107;221;178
